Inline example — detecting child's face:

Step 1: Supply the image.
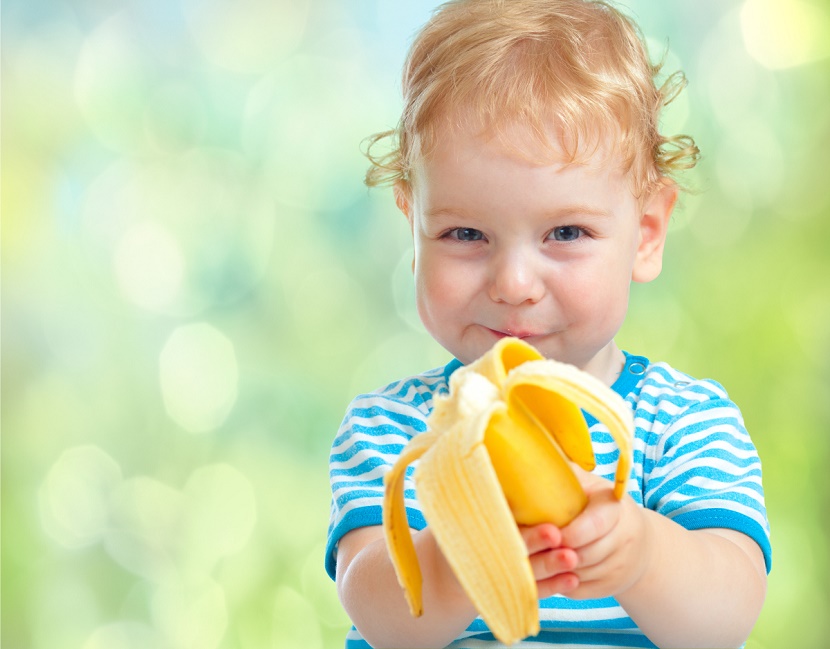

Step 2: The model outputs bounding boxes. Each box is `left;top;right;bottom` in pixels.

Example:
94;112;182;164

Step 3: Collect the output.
402;121;674;380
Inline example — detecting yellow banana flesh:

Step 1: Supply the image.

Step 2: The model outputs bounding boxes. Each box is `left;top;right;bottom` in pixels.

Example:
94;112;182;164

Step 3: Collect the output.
485;404;587;527
381;337;635;645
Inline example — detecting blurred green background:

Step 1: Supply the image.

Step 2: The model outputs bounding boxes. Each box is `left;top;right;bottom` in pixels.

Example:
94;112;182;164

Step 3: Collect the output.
3;0;829;647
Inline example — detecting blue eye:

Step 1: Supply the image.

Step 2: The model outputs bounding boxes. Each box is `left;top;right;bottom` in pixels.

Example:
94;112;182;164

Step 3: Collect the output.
550;226;582;242
451;228;484;241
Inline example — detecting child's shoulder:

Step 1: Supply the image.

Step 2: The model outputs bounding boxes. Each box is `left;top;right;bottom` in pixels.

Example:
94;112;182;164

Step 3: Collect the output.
637;360;730;402
347;359;462;420
627;359;760;507
629;357;740;429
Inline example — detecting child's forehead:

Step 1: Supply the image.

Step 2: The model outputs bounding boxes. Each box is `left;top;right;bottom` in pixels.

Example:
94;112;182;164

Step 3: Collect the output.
414;114;629;181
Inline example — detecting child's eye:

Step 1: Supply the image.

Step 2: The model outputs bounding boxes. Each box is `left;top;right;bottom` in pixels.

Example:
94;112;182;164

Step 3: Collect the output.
448;227;485;241
549;226;583;242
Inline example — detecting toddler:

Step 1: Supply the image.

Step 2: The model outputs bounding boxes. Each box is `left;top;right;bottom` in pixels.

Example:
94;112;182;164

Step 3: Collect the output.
326;1;770;647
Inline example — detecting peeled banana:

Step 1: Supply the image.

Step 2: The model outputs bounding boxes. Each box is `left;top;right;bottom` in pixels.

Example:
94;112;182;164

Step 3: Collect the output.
382;337;634;645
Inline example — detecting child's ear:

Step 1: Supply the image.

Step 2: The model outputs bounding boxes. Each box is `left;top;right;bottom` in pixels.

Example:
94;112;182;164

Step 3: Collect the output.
393;181;416;272
393;181;412;221
631;179;678;283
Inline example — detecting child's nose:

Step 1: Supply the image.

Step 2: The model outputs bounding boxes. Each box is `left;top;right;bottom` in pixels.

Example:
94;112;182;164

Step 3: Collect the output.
488;250;545;305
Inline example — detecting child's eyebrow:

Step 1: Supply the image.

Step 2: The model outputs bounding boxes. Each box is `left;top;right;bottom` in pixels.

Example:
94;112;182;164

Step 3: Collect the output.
547;205;613;219
424;207;468;217
423;207;471;220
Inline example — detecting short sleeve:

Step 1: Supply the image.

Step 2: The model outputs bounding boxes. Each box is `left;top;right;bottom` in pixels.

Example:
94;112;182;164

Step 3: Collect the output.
642;389;772;573
325;386;434;580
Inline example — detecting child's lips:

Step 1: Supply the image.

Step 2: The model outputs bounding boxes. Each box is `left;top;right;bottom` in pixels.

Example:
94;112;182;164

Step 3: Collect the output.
487;327;540;340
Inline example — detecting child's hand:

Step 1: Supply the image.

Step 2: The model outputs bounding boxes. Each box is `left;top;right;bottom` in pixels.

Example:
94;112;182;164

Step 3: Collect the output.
557;468;652;601
520;469;652;602
518;522;580;598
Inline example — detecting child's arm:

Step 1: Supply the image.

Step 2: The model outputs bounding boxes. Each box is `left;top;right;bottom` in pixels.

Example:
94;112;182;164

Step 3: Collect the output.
335;525;480;649
526;471;767;649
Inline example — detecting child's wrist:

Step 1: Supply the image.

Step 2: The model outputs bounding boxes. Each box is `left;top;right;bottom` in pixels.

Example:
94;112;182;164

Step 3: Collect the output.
420;527;477;613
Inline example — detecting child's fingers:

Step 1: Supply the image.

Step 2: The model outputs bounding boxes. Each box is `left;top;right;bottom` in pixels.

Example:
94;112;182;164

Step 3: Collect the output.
536;571;579;599
560;489;619;548
529;547;579;582
570;464;610;492
567;535;611;573
519;523;563;555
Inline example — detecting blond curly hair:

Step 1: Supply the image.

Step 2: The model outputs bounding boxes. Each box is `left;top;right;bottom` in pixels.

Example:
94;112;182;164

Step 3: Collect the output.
364;0;699;199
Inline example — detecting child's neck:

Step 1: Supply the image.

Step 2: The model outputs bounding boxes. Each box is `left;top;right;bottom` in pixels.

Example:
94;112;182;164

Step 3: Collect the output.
582;342;626;387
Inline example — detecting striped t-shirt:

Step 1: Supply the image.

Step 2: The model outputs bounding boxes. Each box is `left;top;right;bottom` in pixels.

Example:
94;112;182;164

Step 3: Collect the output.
326;352;771;648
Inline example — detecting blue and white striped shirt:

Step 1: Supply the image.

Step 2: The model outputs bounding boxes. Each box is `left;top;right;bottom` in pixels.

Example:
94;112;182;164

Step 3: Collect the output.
326;352;771;648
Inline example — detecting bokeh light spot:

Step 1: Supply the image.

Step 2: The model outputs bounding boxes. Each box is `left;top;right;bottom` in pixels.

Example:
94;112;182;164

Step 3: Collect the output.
32;572;101;649
788;287;830;370
272;586;323;649
242;54;389;212
714;117;783;210
38;445;122;549
105;476;184;582
689;200;752;249
619;289;685;361
114;220;185;312
82;621;161;649
181;464;257;569
741;0;830;69
152;580;227;649
702;14;777;130
74;12;153;152
143;82;207;151
350;330;447;396
81;159;141;250
159;323;238;433
762;516;817;626
286;263;368;357
182;0;309;73
301;543;351;629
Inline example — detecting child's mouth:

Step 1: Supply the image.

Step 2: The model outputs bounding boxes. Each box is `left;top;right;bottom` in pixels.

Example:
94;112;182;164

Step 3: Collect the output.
488;327;538;340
